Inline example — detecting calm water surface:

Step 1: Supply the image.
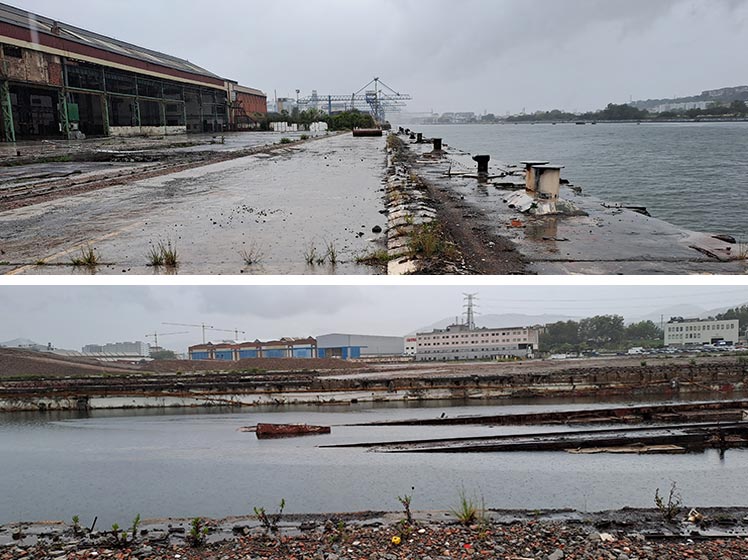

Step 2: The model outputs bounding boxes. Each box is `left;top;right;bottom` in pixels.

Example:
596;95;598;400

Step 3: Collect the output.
418;123;748;239
1;399;745;526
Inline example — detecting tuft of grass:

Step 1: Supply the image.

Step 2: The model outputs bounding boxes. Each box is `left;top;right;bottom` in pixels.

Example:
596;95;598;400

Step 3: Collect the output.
239;242;264;266
187;517;209;547
356;249;396;266
254;498;285;534
279;137;292;144
70;245;100;267
300;134;309;141
147;245;164;267
35;259;46;266
640;360;647;367
397;487;415;526
304;243;319;265
654;482;682;523
408;222;458;261
451;487;485;526
147;239;179;268
325;241;338;265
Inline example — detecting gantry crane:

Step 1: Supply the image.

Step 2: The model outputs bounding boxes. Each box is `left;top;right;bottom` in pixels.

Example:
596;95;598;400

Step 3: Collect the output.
297;77;411;124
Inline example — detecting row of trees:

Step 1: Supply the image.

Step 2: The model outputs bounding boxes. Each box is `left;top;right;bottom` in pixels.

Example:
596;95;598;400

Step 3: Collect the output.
540;315;662;354
256;108;375;131
506;100;748;123
715;305;748;336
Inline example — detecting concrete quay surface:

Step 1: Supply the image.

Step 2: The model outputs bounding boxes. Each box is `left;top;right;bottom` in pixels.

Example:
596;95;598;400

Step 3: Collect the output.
0;133;388;275
400;135;748;274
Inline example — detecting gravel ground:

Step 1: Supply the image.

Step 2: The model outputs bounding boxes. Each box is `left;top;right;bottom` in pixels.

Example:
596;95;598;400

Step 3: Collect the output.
3;517;746;560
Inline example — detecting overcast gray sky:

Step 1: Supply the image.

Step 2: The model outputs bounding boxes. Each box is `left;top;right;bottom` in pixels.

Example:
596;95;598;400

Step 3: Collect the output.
1;285;747;353
7;0;748;114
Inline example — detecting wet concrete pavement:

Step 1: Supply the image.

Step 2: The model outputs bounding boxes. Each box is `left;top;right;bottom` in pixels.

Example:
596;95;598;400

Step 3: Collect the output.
406;139;748;274
0;134;388;275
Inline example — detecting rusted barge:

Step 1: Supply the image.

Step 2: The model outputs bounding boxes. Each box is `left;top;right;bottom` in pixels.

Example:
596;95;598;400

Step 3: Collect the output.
353;399;748;428
254;423;331;439
325;421;748;454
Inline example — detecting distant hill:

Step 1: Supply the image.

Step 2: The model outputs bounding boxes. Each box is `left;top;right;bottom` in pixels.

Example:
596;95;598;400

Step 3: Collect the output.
631;85;748;111
0;337;45;349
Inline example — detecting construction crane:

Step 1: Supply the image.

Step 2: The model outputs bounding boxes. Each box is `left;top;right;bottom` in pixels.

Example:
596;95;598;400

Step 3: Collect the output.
163;322;214;344
211;327;247;340
297;77;411;124
145;331;188;348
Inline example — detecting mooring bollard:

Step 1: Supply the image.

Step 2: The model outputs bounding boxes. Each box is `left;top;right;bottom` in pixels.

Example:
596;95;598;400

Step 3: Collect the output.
416;132;423;143
472;154;491;176
520;160;550;193
433;138;442;151
409;133;416;140
398;126;405;134
533;164;564;200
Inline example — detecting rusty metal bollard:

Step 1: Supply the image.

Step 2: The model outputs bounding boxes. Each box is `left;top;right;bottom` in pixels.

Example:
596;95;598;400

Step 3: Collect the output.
472;154;490;176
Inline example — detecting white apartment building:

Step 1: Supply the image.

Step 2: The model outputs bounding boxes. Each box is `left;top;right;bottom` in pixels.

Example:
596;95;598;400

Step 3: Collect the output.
664;318;739;346
415;323;540;361
404;336;417;356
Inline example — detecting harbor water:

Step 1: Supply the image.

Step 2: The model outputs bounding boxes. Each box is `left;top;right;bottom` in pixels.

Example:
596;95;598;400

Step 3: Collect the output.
1;399;746;526
417;122;748;240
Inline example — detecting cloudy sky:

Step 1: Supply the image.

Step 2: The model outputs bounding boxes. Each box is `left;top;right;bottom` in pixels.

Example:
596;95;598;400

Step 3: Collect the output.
7;0;748;114
1;285;747;353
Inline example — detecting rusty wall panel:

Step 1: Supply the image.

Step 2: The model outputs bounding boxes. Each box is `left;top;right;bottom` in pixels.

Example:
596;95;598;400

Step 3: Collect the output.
24;49;49;83
47;58;62;86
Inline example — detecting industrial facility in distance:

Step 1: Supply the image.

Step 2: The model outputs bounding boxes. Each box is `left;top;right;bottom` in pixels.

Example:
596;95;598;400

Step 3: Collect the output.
0;2;266;142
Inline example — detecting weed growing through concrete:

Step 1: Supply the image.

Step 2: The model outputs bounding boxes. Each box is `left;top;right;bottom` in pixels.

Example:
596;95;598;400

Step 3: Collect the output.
70;245;100;267
187;517;209;547
451;487;485;526
304;243;319;265
325;241;338;265
300;134;309;140
397;487;415;526
408;222;458;261
356;249;395;266
254;498;285;534
147;245;164;267
147;240;179;268
654;482;682;522
239;243;264;266
279;137;292;144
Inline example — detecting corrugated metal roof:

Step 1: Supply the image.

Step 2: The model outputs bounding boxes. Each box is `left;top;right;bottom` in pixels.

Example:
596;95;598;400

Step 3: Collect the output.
0;2;224;80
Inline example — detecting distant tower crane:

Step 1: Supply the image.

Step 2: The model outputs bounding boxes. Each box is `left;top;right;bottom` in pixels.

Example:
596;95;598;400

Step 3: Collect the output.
145;331;188;348
211;327;247;340
163;322;214;344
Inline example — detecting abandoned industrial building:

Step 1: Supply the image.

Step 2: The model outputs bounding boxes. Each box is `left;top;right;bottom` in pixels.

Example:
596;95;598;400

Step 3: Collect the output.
0;3;266;142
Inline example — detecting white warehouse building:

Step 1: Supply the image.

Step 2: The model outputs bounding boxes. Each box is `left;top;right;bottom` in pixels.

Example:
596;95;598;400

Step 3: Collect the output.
664;318;740;346
415;323;540;362
316;333;405;360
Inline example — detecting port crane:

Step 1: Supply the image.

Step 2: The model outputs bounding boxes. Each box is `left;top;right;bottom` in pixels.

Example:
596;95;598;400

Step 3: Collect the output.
297;77;411;124
145;331;188;348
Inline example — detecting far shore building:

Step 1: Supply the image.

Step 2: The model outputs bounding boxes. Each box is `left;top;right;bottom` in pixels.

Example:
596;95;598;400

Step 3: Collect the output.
664;318;739;347
316;333;405;360
415;323;541;362
82;340;149;356
188;338;317;361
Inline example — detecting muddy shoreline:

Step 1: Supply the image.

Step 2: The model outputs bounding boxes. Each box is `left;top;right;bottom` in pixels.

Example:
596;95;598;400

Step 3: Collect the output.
3;507;748;559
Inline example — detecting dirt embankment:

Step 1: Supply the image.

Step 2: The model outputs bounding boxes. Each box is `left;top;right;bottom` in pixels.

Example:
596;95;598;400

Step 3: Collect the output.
0;347;365;379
